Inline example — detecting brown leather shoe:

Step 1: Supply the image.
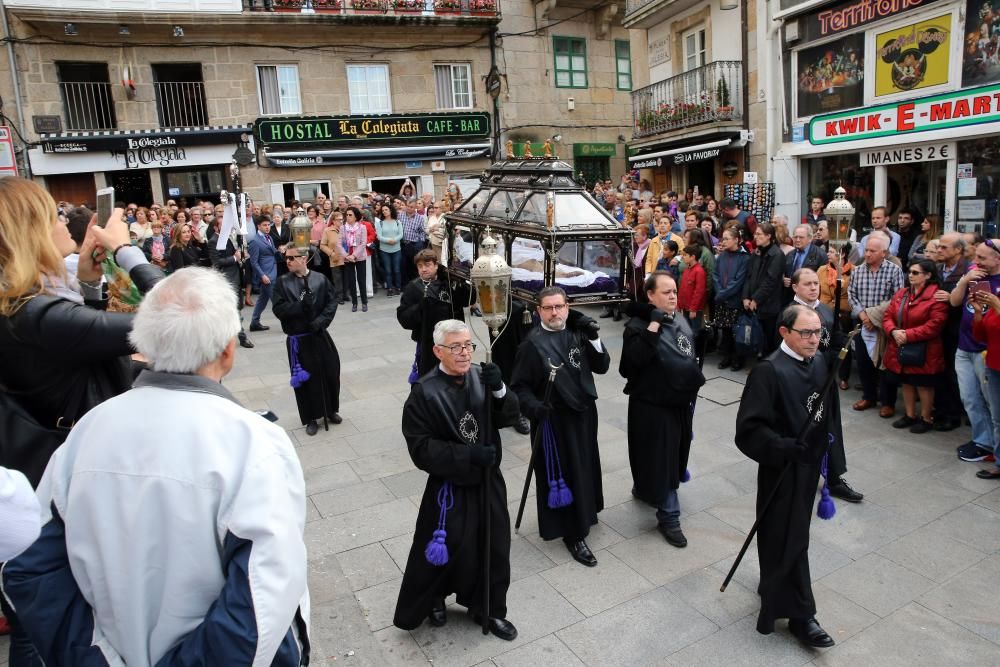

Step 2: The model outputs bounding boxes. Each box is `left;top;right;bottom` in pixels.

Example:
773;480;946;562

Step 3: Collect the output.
852;399;874;411
879;406;896;418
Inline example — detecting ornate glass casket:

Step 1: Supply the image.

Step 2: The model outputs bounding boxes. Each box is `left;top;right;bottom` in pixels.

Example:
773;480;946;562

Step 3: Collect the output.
443;158;632;307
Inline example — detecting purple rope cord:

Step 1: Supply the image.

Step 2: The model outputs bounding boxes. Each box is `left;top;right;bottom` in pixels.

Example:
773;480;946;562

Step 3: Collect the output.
407;342;421;385
817;433;836;520
425;481;454;566
542;420;573;508
288;334;311;388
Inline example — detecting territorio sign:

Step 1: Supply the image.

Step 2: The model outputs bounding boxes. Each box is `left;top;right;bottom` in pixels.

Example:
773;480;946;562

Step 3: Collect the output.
809;83;1000;144
256;112;491;147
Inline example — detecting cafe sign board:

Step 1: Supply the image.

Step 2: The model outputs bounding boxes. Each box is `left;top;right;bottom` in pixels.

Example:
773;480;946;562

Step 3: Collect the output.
809;83;1000;144
256;112;491;148
573;143;617;157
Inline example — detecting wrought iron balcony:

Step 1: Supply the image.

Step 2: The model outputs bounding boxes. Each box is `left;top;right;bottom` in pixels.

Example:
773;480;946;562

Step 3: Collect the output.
244;0;499;16
59;81;116;131
154;81;209;128
632;61;742;139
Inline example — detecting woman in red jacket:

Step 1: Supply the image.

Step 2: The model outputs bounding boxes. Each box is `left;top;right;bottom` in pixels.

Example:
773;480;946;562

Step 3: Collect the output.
882;259;949;433
972;286;1000;479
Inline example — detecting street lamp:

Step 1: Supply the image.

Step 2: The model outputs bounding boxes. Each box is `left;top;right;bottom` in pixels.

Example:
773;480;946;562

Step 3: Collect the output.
823;186;855;250
291;207;311;252
470;228;512;340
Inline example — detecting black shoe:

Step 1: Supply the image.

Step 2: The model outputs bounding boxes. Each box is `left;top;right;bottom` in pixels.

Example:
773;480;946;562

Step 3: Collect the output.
599;308;614;319
329;413;343;424
339;298;346;305
514;415;530;435
612;310;622;322
717;357;732;370
352;304;358;312
933;417;959;432
788;617;835;648
827;478;863;503
249;323;269;332
471;615;518;641
238;333;254;349
892;415;918;429
564;538;597;567
658;524;687;548
428;599;446;627
909;420;933;434
305;421;319;436
730;360;744;372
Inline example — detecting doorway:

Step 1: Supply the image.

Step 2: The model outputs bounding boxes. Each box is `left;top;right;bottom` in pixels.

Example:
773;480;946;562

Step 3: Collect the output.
369;176;421;199
886;161;946;220
687;160;715;197
45;172;96;208
107;170;153;207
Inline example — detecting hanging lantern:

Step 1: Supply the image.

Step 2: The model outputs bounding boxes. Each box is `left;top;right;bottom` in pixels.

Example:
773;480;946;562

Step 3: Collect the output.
291;207;311;252
470;227;512;337
823;186;855;249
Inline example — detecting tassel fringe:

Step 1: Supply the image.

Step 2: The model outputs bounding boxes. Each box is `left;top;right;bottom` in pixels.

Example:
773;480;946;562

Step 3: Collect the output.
425;482;454;566
817;434;837;520
288;335;311;388
542;420;573;508
407;343;421;385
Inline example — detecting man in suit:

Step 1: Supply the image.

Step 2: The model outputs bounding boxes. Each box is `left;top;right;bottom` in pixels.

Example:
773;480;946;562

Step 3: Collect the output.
249;217;280;332
783;224;827;303
270;207;292;276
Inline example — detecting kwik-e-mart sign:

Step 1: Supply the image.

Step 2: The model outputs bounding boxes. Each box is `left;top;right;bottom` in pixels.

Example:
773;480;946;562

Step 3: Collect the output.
809;83;1000;145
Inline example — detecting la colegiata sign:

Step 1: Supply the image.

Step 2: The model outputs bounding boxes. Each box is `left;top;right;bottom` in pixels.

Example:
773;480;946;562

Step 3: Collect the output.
809;83;1000;144
256;112;491;147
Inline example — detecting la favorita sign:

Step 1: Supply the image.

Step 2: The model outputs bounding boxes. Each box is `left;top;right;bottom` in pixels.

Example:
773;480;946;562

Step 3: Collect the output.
809;83;1000;144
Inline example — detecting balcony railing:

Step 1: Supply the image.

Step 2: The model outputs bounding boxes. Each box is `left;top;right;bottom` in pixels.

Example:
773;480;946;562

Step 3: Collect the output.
59;81;116;131
154;81;209;128
632;61;743;139
244;0;499;16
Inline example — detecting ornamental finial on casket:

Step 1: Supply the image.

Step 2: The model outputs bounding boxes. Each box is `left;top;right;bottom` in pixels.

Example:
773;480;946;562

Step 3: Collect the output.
505;139;514;159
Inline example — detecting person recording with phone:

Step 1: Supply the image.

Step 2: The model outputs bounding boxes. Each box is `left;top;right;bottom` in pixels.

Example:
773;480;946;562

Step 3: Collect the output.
272;246;343;436
0;177;165;661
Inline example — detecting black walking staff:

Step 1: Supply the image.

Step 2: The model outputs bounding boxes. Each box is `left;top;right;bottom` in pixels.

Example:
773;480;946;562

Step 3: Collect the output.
720;326;860;593
514;359;562;533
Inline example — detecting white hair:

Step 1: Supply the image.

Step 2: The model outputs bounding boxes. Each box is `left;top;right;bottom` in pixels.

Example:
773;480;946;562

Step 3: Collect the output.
432;319;469;345
773;213;789;226
129;268;241;373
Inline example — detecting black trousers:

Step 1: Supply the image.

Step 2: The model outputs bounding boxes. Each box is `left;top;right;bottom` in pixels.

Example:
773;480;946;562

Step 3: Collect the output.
345;260;368;305
401;240;426;284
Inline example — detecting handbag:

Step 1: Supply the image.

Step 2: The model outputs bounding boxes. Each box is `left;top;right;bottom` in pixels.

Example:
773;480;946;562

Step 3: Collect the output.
0;385;67;488
895;291;927;367
733;311;763;357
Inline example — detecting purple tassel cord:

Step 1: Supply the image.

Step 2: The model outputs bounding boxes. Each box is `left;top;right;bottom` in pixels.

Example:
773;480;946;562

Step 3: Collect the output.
542;420;574;509
816;433;836;520
407;343;421;385
288;335;311;388
425;482;454;566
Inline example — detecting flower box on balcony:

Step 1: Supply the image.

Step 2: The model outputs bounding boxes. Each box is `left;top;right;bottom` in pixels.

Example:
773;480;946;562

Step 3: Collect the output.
715;106;734;120
352;0;389;12
433;0;462;13
393;0;423;11
468;0;496;13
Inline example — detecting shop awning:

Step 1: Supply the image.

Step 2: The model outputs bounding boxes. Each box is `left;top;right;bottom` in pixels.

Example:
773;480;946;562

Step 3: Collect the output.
264;142;492;167
40;125;251;153
629;138;733;163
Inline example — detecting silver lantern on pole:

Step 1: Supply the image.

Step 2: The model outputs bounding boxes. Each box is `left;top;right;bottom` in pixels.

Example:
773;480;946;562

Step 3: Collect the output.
470;227;512;345
290;207;311;253
823;186;856;251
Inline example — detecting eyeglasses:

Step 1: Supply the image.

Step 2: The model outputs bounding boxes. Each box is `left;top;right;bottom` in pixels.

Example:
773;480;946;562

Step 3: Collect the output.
438;342;477;354
908;270;924;276
539;303;568;313
285;255;304;262
789;327;823;339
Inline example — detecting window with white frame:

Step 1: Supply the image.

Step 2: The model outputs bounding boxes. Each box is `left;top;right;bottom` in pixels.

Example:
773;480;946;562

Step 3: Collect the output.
347;64;391;114
683;27;706;72
434;64;473;109
256;65;301;115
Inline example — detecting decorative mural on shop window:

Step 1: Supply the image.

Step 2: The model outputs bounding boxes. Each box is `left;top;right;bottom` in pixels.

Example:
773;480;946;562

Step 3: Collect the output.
874;15;951;96
962;0;1000;85
796;34;865;118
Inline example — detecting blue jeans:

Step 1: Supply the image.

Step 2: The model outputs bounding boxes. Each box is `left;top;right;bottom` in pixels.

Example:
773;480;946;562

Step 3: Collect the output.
380;250;402;291
955;349;994;450
986;367;1000;465
251;280;273;325
656;489;680;528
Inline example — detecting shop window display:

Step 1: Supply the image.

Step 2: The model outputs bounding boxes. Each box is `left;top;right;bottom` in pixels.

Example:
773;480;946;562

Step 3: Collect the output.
956;137;1000;237
803;153;874;236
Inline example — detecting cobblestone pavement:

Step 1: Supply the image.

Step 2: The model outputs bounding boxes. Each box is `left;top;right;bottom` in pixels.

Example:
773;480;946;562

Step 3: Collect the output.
4;295;999;665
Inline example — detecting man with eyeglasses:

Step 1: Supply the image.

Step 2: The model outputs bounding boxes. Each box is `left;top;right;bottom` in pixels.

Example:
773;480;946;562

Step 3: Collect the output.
620;272;705;548
393;320;520;640
736;304;836;649
272;247;342;436
931;233;970;431
511;287;610;567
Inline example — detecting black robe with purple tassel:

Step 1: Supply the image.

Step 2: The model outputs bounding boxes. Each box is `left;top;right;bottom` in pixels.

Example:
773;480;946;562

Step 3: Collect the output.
396;267;473;383
619;310;705;505
511;324;611;541
735;346;830;635
393;365;520;631
272;269;341;425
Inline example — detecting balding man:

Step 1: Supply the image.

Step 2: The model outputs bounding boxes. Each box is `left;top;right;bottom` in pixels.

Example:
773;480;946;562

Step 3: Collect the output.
783;224;827;295
848;233;904;416
931;233;970;431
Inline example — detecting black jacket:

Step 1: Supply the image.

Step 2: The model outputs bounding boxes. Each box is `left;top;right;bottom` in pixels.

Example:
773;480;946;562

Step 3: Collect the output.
0;261;164;433
783;243;827;280
743;242;785;316
272;270;338;336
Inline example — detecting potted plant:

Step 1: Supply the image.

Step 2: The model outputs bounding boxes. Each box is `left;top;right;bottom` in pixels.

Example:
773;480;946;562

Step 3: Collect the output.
352;0;389;12
394;0;422;11
716;78;733;119
315;0;343;8
469;0;496;13
434;0;462;12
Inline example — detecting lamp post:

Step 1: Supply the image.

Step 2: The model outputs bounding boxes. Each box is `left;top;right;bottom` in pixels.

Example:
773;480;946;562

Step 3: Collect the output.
468;226;511;636
823;185;856;324
290;207;311;253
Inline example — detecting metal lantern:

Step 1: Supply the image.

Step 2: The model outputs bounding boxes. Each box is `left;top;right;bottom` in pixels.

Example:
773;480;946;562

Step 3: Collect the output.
823;186;856;248
470;227;512;338
291;207;311;252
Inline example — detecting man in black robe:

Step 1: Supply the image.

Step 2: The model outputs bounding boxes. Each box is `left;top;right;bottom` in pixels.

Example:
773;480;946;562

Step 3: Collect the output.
620;272;705;548
397;248;473;383
791;268;863;503
272;247;342;436
511;286;611;567
735;304;836;648
393;319;520;640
